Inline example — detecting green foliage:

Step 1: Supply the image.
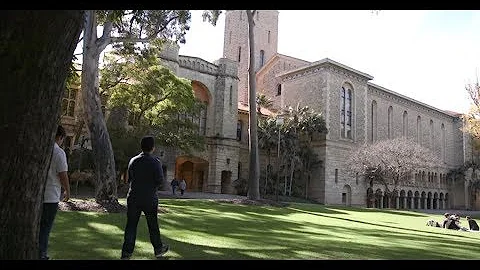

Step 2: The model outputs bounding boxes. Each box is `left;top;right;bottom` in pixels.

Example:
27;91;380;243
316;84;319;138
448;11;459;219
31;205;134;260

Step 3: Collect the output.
101;44;205;153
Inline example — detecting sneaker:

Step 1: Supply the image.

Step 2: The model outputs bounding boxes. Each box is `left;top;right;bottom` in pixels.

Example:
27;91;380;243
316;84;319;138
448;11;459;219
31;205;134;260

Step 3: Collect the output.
154;245;169;258
120;252;132;260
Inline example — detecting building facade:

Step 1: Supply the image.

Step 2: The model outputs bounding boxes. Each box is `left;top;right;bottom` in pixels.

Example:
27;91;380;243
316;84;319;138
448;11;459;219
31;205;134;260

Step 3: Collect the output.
62;10;479;210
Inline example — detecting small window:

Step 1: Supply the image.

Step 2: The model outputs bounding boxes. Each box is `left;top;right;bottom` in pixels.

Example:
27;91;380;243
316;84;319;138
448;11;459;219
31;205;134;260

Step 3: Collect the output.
335;169;338;183
260;50;265;67
276;84;282;96
238;46;241;62
237;120;242;141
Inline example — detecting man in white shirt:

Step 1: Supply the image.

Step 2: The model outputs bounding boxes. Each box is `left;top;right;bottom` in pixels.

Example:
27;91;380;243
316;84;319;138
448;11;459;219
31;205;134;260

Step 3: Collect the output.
39;125;70;260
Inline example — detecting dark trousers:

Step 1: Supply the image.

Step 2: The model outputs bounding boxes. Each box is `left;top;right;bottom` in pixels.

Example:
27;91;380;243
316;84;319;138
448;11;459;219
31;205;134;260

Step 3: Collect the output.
39;203;59;258
121;198;163;255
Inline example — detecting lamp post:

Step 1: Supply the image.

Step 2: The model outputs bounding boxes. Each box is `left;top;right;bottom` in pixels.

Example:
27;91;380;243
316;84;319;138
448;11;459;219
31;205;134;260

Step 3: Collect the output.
275;115;284;202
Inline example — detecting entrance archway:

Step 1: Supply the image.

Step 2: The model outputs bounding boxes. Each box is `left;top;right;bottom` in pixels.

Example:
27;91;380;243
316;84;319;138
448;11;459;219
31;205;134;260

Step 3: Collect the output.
176;156;208;192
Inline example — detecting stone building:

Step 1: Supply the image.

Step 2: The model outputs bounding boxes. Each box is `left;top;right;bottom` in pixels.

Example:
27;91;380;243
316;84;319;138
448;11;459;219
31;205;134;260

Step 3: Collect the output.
61;10;480;210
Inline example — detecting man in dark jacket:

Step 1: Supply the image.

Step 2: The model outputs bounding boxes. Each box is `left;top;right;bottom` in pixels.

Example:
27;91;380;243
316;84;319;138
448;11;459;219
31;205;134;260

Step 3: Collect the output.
121;136;169;259
467;216;479;231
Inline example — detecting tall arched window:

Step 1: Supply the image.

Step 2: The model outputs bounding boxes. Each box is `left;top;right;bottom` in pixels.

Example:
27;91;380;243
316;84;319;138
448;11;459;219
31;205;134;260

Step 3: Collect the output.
62;87;77;117
371;100;377;143
259;50;265;67
430;119;434;149
388;106;393;139
237;120;242;141
416;116;422;144
341;84;353;139
441;123;446;162
403;111;408;137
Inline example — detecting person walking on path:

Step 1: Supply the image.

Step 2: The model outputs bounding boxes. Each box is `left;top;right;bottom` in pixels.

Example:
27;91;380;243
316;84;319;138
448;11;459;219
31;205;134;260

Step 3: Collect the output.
39;125;71;260
170;178;179;195
121;136;169;260
179;179;187;196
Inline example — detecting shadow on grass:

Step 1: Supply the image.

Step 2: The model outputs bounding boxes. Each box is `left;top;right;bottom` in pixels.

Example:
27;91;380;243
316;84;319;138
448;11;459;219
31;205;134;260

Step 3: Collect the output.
51;199;480;260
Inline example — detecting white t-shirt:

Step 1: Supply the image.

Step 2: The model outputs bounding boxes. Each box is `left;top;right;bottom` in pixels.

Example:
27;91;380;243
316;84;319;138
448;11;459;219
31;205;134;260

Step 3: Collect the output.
44;142;68;203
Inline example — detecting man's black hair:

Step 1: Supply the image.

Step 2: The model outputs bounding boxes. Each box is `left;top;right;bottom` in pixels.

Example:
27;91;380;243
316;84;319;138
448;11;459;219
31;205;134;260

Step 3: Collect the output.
141;136;155;152
56;125;66;138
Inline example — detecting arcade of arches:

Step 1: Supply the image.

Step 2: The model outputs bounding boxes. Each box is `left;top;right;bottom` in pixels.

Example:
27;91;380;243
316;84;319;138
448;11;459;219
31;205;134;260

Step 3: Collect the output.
365;187;450;210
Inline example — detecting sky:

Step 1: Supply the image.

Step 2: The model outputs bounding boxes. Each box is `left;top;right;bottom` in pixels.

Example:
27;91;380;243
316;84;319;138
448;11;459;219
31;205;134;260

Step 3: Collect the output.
178;10;480;114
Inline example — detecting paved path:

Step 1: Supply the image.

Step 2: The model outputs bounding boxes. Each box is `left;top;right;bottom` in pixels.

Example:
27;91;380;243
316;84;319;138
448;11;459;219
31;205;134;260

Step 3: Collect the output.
157;190;247;200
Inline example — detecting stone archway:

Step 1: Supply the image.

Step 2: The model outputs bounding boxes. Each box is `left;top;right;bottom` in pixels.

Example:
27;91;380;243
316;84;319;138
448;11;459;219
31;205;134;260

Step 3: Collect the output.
221;170;233;194
342;185;352;206
176;156;208;192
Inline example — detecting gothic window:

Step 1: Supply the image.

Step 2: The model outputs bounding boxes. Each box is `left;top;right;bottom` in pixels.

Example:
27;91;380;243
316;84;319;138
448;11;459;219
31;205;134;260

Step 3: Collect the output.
61;88;78;117
430;119;434;149
417;116;422;144
260;50;265;67
237;120;242;141
387;106;393;139
441;123;445;162
371;100;377;143
403;111;408;137
276;84;282;96
341;84;353;139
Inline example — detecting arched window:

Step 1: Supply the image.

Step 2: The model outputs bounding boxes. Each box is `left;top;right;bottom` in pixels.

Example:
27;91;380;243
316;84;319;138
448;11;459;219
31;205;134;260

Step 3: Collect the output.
371;100;377;143
403;111;408;137
417;116;422;144
430;119;434;149
341;84;353;139
388;106;393;139
276;84;282;96
237;120;242;141
260;50;265;67
62;87;77;117
441;123;445;162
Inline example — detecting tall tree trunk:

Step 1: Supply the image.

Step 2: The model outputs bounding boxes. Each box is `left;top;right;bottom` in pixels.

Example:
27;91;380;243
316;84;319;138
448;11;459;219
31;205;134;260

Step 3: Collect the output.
0;10;83;259
82;11;117;202
246;10;260;200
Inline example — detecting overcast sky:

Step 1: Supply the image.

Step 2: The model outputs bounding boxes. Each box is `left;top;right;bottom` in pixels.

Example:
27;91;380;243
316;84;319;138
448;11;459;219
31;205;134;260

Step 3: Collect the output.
178;10;480;114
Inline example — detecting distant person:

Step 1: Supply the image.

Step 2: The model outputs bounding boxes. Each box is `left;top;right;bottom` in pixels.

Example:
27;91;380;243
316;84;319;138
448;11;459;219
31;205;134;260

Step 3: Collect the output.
39;125;71;260
121;136;169;260
179;179;187;196
442;213;451;228
170;178;179;195
467;216;479;231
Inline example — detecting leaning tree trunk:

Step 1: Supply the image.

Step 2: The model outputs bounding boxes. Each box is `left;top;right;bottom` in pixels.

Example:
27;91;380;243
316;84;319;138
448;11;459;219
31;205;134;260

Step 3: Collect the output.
246;10;260;200
82;11;118;203
0;10;83;259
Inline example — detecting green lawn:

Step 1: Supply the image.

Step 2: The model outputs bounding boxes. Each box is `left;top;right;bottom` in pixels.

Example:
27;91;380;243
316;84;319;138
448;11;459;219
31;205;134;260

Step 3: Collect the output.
50;199;480;260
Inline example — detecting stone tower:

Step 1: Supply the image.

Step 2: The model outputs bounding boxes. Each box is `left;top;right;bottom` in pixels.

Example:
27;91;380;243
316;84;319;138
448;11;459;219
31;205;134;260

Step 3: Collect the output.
222;10;279;105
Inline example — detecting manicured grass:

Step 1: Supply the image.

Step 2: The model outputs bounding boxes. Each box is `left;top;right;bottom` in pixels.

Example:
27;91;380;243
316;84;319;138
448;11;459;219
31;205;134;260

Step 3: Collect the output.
50;199;480;259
